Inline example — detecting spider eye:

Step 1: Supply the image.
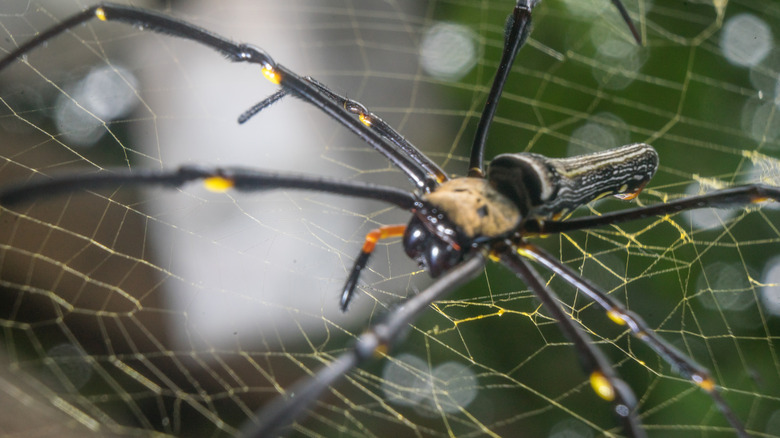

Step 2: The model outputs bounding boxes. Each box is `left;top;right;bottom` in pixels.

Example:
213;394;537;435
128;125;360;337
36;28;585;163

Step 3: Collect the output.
403;216;464;277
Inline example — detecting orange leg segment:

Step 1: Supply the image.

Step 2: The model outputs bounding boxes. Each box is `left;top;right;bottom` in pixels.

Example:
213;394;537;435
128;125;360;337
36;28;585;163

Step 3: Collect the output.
341;225;407;311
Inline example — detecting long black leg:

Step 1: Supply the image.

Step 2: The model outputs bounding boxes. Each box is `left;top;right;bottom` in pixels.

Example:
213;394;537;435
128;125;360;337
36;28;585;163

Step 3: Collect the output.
0;3;439;191
468;0;535;177
525;184;780;235
237;76;450;190
237;89;289;124
302;77;449;186
0;166;418;209
468;0;641;178
520;243;749;437
611;0;642;44
499;244;645;438
242;253;486;438
239;76;449;188
0;166;419;315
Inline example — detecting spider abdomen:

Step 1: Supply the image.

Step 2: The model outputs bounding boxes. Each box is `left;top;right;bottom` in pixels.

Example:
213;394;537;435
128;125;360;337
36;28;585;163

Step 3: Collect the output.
488;143;658;219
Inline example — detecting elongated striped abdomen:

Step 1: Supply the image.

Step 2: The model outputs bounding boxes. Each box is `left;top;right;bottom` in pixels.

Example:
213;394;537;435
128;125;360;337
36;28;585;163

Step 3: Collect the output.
487;143;658;218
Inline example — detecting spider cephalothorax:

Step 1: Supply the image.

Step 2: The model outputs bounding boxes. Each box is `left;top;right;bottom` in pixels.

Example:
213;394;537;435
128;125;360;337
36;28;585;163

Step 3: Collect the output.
404;178;521;276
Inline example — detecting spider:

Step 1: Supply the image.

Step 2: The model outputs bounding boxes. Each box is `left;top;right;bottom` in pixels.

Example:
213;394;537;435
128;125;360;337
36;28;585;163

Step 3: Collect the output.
0;1;774;437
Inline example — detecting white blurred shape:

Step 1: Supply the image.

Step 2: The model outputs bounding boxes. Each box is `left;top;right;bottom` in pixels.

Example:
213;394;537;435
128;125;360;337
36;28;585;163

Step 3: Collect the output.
382;353;478;414
54;64;139;147
420;22;477;81
761;257;780;317
696;262;755;312
721;14;773;67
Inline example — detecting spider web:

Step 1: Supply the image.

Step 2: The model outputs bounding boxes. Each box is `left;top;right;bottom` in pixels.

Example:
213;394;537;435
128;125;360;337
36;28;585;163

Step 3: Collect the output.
0;0;779;436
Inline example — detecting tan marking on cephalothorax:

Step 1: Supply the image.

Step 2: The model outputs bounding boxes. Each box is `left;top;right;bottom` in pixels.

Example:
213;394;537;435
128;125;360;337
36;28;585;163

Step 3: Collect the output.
423;178;520;238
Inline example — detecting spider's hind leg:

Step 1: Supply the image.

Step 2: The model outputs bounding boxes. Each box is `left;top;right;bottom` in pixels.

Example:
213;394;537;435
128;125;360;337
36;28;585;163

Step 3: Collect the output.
500;248;646;437
521;242;750;437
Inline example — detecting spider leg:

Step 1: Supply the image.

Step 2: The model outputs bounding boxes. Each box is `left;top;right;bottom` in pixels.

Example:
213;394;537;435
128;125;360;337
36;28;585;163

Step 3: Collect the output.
610;0;642;44
0;165;420;312
468;0;535;177
0;3;439;192
526;183;780;235
239;76;449;187
302;76;449;186
499;244;646;438
341;225;408;311
243;253;486;438
520;243;750;437
0;165;417;209
237;89;289;124
468;0;641;178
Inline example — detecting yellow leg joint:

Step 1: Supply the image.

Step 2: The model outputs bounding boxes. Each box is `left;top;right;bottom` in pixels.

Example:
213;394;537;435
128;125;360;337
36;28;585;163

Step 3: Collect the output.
262;65;281;85
607;309;627;326
590;371;616;401
694;373;716;392
467;167;484;178
358;113;372;127
203;176;235;192
515;246;532;259
95;7;107;21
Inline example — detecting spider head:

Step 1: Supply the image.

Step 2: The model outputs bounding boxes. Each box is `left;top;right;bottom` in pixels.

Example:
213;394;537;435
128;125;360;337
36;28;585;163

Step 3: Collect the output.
403;205;469;278
403;178;523;277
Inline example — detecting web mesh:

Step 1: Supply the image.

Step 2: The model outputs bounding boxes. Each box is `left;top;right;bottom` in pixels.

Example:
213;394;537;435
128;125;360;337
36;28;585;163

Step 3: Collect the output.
0;0;779;437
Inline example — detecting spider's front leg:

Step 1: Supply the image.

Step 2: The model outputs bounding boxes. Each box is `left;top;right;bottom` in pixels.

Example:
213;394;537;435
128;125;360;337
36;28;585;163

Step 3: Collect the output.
245;253;487;438
340;209;470;311
0;3;441;192
340;225;407;311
